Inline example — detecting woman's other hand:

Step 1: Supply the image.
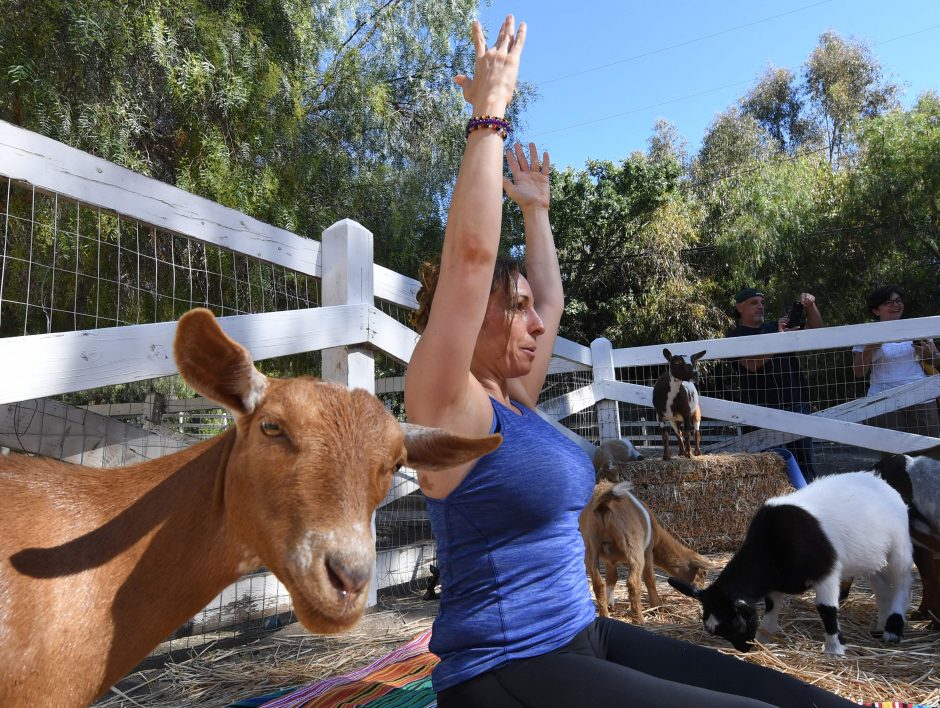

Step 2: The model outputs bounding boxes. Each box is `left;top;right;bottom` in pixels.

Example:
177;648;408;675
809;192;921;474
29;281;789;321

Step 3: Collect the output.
454;16;525;117
504;142;550;211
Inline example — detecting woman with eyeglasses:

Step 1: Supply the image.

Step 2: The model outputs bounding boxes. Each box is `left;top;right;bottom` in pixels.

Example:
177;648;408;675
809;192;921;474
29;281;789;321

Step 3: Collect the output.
853;284;940;445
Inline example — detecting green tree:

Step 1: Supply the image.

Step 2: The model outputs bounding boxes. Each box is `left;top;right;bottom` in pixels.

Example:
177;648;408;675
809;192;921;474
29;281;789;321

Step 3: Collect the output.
804;30;899;164
530;141;726;348
0;0;491;280
741;66;819;155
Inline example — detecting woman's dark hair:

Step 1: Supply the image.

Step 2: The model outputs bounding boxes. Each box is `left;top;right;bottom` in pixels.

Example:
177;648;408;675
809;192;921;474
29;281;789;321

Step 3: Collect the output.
865;284;905;319
409;257;524;334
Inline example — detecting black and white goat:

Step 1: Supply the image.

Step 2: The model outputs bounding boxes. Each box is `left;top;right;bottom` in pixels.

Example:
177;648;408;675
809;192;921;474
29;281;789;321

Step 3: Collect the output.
876;446;940;628
652;349;705;460
669;471;913;655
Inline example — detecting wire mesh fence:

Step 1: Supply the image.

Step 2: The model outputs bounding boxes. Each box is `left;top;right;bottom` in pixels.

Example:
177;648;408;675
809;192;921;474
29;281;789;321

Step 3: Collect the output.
0;177;320;338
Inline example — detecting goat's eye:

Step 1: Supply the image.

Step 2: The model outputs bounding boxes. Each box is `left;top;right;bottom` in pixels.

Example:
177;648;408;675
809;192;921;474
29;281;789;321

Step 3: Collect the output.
260;420;283;436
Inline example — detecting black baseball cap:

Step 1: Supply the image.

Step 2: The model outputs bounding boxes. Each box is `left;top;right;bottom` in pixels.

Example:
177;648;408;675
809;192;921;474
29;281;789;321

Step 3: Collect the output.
735;287;765;304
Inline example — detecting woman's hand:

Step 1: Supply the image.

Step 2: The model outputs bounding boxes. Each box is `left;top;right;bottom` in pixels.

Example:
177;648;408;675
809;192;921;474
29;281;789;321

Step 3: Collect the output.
504;142;550;211
454;16;525;117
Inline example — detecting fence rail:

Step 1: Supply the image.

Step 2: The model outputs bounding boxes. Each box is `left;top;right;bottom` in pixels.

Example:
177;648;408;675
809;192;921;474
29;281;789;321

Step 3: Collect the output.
3;119;940;657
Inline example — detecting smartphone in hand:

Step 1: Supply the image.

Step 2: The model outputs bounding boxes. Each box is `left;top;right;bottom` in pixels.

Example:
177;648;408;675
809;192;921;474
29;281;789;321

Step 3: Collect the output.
785;301;806;329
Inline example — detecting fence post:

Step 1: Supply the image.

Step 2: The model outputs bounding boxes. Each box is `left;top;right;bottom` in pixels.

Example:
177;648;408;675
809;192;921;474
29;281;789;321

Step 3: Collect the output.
591;337;621;444
320;218;379;608
321;219;376;392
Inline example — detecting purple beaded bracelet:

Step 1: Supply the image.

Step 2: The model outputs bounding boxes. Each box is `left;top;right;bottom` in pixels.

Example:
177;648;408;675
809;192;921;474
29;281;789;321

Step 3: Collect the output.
465;115;511;140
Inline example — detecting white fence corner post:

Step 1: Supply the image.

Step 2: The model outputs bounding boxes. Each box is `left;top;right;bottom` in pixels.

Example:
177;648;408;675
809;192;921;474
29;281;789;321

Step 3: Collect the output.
591;337;620;445
320;218;379;608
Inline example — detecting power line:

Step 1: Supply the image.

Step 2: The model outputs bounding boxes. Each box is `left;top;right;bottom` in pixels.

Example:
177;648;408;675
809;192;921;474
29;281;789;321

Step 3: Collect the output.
534;0;836;86
872;23;940;47
530;80;751;138
523;21;940;145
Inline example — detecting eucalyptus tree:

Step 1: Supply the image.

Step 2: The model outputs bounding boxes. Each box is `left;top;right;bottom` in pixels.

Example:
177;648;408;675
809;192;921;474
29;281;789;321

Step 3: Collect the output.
803;30;899;164
741;66;820;155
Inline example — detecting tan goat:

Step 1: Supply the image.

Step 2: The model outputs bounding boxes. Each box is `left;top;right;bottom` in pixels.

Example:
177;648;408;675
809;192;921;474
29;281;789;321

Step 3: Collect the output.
580;480;712;624
0;308;500;707
592;439;643;483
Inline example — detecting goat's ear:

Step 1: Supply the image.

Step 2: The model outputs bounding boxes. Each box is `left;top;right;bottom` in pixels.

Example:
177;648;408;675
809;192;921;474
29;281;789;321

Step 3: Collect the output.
662;348;672;361
694;555;719;571
668;576;701;599
401;423;502;471
174;308;267;417
692;350;707;363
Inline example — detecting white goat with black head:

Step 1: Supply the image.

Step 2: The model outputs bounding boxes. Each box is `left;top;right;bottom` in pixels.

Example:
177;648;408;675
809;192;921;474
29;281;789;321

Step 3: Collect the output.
652;349;705;460
669;471;913;655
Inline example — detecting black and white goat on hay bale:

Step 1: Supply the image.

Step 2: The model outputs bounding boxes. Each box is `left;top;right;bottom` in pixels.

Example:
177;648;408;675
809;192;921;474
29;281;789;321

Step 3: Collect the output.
652;349;705;460
669;471;913;655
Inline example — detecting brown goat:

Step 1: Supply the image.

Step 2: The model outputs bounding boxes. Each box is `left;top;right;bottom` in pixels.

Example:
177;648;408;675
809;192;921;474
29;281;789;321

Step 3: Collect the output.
0;308;500;707
580;480;712;624
651;348;705;460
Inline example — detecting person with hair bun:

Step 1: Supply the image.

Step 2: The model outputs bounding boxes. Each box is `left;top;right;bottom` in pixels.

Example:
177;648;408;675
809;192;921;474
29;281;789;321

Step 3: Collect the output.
853;284;940;448
404;14;855;708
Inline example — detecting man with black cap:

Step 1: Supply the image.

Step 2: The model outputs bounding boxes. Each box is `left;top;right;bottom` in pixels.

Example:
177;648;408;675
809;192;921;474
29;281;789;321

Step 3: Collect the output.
727;288;823;481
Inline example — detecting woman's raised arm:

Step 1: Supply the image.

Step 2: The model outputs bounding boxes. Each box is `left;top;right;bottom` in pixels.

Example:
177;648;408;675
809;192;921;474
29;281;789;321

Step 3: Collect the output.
404;16;525;438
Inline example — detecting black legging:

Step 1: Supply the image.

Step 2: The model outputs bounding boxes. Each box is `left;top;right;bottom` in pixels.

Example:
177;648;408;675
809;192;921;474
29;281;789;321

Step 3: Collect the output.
436;618;856;708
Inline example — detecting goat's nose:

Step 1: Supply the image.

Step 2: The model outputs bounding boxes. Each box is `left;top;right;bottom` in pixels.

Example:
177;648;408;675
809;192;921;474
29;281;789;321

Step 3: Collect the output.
326;554;371;597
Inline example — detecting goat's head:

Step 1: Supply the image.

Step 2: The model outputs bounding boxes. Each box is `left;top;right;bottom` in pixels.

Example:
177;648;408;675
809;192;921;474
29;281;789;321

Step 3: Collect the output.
662;348;706;383
670;554;715;589
668;577;757;652
173;308;501;633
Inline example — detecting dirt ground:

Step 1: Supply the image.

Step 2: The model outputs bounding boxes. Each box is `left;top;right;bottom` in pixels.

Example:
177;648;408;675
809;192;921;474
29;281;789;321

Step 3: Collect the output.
94;562;940;708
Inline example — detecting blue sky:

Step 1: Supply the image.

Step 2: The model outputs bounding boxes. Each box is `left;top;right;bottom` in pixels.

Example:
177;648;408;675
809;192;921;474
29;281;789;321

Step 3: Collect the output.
478;0;940;170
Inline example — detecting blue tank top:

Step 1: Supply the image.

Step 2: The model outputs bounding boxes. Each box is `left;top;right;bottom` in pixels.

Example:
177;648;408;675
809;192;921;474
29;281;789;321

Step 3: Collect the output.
425;398;597;691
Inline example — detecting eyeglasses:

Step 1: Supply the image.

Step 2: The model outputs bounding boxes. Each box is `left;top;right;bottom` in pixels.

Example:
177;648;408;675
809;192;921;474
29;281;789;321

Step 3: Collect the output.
880;297;904;307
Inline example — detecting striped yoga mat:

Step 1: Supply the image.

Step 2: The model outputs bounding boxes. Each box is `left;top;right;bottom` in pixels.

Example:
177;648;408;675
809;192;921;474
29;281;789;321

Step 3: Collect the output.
258;629;437;708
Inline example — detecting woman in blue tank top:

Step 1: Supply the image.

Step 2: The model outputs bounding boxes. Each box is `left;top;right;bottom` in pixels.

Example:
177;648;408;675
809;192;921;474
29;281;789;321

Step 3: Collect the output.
403;14;854;708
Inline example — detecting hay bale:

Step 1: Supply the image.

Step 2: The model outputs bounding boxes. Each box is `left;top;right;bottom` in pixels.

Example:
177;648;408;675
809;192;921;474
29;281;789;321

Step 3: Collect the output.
607;452;791;554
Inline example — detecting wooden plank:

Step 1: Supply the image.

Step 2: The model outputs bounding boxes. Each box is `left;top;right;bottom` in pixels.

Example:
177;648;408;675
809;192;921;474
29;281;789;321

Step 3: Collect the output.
610;316;940;367
705;376;940;454
538;383;599;422
0;398;198;466
368;308;419;366
0;120;322;278
374;265;420;310
552;337;592;368
602;379;939;454
1;306;370;405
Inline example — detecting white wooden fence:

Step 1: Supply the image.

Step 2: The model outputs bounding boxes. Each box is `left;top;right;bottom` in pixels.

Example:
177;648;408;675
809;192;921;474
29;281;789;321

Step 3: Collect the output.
3;118;940;641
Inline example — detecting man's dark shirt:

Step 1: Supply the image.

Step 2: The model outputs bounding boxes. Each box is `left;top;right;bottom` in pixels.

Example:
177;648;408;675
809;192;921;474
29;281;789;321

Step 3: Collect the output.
726;322;810;409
